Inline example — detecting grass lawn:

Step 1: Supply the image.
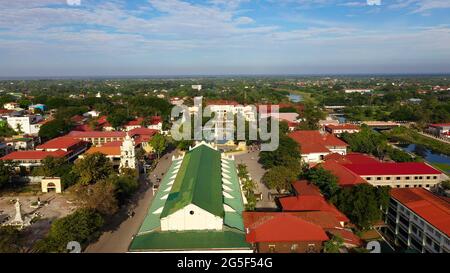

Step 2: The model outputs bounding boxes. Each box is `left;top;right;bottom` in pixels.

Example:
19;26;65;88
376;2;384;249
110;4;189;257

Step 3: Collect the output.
431;163;450;174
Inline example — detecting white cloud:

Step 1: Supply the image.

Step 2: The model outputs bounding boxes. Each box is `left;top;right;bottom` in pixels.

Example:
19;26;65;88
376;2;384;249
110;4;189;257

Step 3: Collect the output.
67;0;81;6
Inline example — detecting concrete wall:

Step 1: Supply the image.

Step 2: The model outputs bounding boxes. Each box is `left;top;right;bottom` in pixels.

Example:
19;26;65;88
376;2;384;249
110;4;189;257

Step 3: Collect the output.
160;204;223;231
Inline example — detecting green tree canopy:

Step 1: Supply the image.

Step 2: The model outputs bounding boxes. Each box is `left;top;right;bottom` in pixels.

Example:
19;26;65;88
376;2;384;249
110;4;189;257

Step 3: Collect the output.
149;133;167;159
335;184;389;230
34;209;104;253
304;167;340;200
73;153;114;185
259;135;301;169
262;165;299;193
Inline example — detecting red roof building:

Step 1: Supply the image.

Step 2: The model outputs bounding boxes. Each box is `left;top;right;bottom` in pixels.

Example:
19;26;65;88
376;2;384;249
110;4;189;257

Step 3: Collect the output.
343;162;442;176
325;124;361;135
1;150;69;169
243;212;328;253
391;188;450;238
36;137;88;152
320;160;367;187
279;181;349;223
288;131;348;164
36;137;89;161
386;188;450;253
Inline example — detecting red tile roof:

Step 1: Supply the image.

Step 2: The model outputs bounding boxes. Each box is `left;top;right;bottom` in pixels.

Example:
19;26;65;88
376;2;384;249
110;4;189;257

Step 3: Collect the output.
320;160;367;187
280;181;349;223
70;115;85;123
128;128;158;137
288;130;348;154
73;124;96;132
292;180;322;196
430;123;450;128
85;146;121;156
67;131;126;138
243;212;329;243
343;162;442;176
101;141;122;147
327;229;363;247
391;188;450;237
206;100;240;106
325;124;360;130
1;150;68;160
36;137;86;150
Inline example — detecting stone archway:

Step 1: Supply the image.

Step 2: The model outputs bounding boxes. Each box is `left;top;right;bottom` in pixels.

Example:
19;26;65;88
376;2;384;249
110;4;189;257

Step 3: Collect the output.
41;178;62;193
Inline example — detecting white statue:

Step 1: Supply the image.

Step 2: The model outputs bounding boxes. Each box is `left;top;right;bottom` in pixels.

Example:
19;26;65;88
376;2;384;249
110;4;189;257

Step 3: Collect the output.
12;199;23;225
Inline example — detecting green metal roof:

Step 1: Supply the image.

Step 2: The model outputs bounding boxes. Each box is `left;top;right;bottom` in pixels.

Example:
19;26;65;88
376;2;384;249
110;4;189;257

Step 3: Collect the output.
129;229;250;251
160;145;224;218
137;158;183;233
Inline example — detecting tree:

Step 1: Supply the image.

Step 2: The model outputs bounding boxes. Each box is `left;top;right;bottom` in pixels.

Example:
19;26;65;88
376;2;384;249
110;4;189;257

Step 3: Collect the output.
262;166;299;193
34;209;104;253
0;121;16;137
15;123;23;134
71;182;118;216
0;226;22;253
32;156;71;177
149;133;167;159
109;171;139;203
335;184;384;230
107;109;130;130
0;160;17;188
323;235;344;253
441;180;450;191
304;167;340;199
259;135;301;169
73;153;114;185
176;140;194;151
340;126;388;159
299;102;325;130
39;119;73;140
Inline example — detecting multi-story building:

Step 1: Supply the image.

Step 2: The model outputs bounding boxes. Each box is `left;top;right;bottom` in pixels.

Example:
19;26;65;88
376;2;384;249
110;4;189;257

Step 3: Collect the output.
6;115;43;135
35;137;89;161
1;137;89;171
0;150;69;171
343;162;445;189
384;188;449;253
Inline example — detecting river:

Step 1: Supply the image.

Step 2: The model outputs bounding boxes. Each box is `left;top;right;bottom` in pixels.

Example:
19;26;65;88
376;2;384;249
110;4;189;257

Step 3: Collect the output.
396;143;450;174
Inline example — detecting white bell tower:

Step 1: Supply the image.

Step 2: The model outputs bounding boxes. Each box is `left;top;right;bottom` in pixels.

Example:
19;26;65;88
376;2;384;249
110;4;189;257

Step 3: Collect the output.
120;133;136;170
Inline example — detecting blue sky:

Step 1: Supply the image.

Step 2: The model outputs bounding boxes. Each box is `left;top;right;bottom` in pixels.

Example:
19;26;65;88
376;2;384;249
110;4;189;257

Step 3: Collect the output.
1;0;450;77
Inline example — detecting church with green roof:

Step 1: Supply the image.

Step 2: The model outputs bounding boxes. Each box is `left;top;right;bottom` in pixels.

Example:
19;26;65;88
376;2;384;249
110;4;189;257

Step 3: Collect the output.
128;142;252;252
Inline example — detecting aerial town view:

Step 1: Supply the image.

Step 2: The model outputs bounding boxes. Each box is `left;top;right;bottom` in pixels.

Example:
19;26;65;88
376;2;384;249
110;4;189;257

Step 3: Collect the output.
0;0;449;268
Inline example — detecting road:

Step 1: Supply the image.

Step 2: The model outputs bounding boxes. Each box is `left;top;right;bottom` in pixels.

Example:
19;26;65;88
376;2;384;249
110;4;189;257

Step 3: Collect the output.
85;151;177;253
235;150;277;209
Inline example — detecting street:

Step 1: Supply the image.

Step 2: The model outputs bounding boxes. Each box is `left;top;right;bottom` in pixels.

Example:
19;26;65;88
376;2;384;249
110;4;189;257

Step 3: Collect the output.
234;151;277;209
85;151;177;253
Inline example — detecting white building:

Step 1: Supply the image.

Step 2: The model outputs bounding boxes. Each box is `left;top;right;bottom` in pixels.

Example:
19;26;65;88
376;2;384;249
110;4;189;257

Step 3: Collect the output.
83;110;101;118
6;115;43;135
191;85;202;91
119;133;137;170
3;102;19;110
385;188;450;253
344;89;372;94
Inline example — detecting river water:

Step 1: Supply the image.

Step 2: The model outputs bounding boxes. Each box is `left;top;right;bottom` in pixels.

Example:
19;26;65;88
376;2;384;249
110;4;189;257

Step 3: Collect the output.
396;143;450;173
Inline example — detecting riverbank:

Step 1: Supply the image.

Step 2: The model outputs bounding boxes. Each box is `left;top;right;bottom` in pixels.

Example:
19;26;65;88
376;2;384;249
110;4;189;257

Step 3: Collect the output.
383;127;450;157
